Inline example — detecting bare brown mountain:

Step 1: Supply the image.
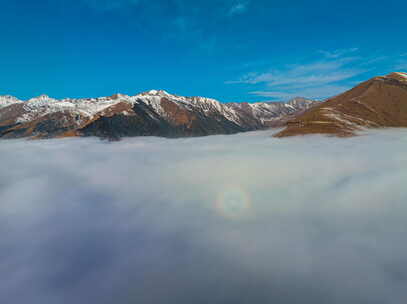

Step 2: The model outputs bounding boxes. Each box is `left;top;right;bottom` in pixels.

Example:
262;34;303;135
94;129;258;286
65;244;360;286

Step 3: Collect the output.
274;72;407;137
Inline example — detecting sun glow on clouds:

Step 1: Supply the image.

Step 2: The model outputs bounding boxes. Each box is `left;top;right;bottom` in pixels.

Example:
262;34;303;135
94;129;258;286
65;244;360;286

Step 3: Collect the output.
1;129;407;303
216;186;252;219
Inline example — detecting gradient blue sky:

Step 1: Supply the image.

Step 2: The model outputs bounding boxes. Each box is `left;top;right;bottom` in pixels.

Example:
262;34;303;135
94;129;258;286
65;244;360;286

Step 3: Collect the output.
1;0;406;102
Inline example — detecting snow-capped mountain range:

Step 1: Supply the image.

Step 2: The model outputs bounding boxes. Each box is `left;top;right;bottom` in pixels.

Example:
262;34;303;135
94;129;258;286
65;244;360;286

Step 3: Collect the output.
0;90;318;139
1;72;406;140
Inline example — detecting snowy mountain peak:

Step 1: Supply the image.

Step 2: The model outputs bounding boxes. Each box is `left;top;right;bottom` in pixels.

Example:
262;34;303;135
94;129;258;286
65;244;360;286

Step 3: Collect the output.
28;94;53;102
143;90;172;96
0;95;20;102
0;95;23;108
0;94;19;100
109;93;129;100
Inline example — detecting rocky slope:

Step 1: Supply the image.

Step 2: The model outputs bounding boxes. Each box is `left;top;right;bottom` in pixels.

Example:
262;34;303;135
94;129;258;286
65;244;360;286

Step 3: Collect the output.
275;72;407;137
0;90;318;140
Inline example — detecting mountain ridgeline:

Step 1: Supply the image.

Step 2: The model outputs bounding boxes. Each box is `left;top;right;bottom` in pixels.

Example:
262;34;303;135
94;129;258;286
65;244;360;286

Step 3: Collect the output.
1;72;406;140
0;90;317;140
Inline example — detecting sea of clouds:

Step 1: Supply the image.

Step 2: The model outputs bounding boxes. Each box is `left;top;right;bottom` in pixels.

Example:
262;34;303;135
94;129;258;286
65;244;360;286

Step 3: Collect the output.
1;129;407;304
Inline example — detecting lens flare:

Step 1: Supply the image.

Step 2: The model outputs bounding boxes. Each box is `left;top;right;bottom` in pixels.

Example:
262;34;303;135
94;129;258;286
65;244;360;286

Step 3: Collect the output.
215;187;251;219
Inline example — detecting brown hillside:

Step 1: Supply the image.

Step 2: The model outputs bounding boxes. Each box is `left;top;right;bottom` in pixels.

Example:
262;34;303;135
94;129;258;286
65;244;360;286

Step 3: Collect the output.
274;72;407;137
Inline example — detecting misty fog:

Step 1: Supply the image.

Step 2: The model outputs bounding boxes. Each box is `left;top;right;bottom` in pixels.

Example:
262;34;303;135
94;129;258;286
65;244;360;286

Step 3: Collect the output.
1;129;407;304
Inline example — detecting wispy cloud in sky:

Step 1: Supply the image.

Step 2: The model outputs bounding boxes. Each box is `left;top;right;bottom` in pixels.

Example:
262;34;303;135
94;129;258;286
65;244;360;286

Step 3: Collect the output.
230;67;360;87
80;0;243;55
227;49;366;100
250;85;351;100
318;47;359;58
228;0;250;16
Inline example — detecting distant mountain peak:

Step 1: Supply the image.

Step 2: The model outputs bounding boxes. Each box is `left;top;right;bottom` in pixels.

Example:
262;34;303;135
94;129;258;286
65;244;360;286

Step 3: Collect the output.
109;93;129;100
286;97;316;104
0;95;22;109
0;95;21;102
0;94;18;99
141;89;172;96
28;94;53;102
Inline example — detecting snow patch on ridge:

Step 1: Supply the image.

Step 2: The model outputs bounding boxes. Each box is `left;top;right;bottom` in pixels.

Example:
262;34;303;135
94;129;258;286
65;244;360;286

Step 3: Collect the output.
0;95;23;109
17;95;123;124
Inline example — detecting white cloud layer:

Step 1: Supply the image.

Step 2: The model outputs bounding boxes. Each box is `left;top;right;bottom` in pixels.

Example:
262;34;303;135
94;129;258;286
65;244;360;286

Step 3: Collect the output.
1;129;407;303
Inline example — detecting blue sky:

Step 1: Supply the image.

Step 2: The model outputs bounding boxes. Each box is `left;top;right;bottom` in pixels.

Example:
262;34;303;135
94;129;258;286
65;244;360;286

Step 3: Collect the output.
1;0;406;102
